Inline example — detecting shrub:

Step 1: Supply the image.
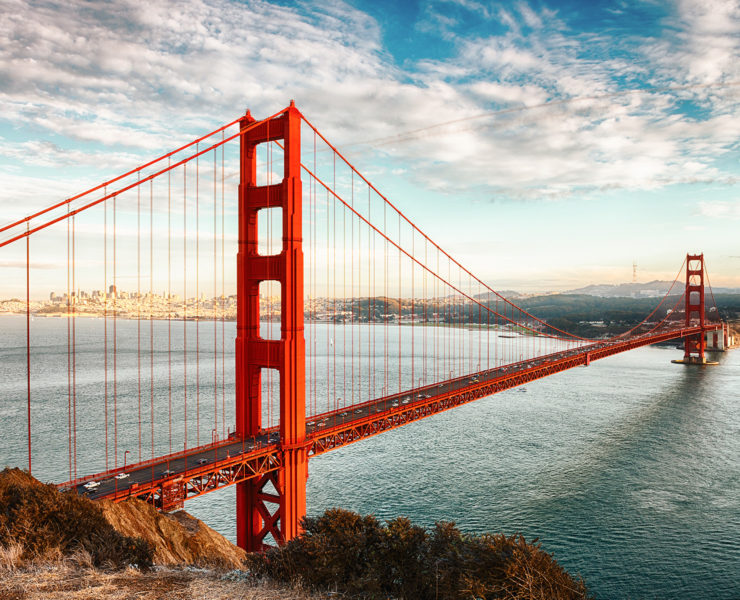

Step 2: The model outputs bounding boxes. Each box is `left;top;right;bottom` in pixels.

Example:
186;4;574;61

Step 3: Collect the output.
247;508;592;600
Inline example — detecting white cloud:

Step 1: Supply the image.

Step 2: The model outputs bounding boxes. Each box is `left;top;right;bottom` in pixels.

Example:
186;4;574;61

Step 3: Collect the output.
698;199;740;219
0;0;738;212
0;139;142;170
673;0;740;84
372;0;740;198
468;81;548;106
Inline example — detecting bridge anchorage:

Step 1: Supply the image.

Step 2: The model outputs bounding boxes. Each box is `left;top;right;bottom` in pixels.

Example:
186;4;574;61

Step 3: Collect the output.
1;101;727;552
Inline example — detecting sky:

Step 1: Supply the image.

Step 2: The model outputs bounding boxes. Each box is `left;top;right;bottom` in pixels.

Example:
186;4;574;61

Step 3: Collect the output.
1;0;739;293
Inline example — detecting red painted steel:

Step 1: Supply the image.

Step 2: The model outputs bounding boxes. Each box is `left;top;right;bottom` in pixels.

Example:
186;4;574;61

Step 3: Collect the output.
235;103;307;551
683;253;706;362
82;322;722;510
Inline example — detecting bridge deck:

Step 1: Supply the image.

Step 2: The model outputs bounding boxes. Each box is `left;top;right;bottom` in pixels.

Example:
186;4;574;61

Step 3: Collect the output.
69;324;714;508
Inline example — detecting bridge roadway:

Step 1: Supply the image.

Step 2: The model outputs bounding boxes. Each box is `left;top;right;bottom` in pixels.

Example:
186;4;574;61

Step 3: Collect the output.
66;324;714;509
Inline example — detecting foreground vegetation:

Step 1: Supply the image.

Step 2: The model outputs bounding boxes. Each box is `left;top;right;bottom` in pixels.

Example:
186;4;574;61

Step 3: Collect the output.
249;508;593;600
0;468;153;569
1;469;592;599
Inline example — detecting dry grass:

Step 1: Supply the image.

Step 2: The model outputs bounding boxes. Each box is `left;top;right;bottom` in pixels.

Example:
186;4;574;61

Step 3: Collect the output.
0;562;328;600
0;543;24;571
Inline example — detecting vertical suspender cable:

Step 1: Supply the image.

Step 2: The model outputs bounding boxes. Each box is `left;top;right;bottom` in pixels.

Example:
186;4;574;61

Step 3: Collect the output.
150;180;154;459
326;187;330;415
26;223;31;474
368;186;372;400
384;201;387;396
213;148;218;438
312;130;317;416
338;154;343;412
423;238;427;386
72;213;77;479
183;164;188;450
113;193;117;469
411;226;414;389
168;159;172;453
104;189;109;471
436;250;439;382
196;146;200;446
397;211;401;393
66;206;72;479
221;133;226;438
137;174;142;462
351;171;355;407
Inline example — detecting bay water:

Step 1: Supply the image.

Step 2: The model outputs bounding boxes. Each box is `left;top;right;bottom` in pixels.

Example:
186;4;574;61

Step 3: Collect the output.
0;315;738;599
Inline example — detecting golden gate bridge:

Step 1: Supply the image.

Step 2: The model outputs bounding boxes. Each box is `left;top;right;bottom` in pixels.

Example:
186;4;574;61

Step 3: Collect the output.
0;102;727;551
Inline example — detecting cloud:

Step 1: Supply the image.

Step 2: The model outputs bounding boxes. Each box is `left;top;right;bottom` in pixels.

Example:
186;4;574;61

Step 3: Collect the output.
372;0;740;198
0;0;738;212
0;259;58;270
0;139;142;170
698;199;740;219
672;0;740;85
0;0;391;146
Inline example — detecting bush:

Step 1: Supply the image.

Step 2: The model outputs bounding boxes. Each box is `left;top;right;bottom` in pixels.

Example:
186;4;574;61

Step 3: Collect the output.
0;468;153;569
247;508;592;600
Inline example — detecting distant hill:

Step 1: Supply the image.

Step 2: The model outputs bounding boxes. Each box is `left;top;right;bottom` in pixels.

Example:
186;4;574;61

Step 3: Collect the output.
474;290;525;300
564;280;740;298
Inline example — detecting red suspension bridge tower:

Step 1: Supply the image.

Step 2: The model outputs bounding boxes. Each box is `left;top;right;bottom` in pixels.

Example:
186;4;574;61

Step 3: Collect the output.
684;254;706;363
235;102;307;550
670;253;710;365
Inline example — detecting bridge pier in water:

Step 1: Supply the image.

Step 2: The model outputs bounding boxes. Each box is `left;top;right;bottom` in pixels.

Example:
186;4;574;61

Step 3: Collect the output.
235;102;307;551
673;253;718;365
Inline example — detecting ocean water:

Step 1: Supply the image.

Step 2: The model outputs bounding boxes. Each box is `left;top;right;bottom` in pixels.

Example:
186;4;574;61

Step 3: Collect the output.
0;316;738;599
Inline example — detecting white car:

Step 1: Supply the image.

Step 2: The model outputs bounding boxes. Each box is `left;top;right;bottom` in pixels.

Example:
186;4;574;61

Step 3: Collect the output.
83;480;100;489
114;473;129;480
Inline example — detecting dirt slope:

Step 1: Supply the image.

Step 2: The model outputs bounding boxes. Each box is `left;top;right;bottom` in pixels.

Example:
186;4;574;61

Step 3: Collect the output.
100;498;245;569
